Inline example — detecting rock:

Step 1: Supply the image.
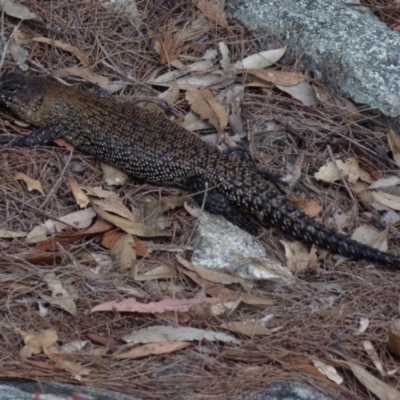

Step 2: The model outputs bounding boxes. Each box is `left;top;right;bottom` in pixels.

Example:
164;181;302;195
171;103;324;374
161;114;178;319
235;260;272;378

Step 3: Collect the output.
234;381;335;400
191;211;293;282
0;380;143;400
227;0;400;117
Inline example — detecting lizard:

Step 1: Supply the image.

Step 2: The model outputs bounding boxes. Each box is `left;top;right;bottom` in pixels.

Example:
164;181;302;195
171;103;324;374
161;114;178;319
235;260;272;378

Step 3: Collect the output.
0;72;398;269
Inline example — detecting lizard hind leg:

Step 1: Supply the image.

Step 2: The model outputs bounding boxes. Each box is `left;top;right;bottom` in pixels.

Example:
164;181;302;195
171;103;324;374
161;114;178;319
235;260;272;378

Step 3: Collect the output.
226;146;288;194
186;177;259;235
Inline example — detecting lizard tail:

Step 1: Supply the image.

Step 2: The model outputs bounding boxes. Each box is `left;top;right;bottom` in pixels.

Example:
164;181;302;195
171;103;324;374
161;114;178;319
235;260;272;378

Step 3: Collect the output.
263;199;400;269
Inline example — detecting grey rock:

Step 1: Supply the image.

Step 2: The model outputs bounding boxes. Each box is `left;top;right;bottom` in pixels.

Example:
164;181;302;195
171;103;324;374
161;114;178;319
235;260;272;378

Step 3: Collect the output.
0;380;142;400
191;211;293;282
234;381;335;400
227;0;400;117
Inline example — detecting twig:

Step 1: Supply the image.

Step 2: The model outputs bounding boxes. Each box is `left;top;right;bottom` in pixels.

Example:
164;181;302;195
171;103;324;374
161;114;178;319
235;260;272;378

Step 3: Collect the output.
40;150;74;208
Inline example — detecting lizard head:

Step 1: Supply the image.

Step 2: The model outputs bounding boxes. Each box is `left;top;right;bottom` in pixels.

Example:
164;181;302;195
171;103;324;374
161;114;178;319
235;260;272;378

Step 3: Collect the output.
0;73;50;126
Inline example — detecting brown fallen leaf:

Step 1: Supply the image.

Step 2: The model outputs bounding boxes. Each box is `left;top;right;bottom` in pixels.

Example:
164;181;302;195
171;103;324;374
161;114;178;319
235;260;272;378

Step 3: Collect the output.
92;201;172;237
14;172;44;195
291;199;322;218
233;47;287;69
15;31;88;66
40;272;77;315
115;341;190;359
67;177;89;208
387;319;400;358
53;67;124;92
0;228;27;238
110;233;136;271
388;125;400;167
177;255;249;285
35;219;113;251
158;81;180;105
244;69;305;87
91;296;211;314
53;137;74;150
345;361;400;400
186;87;228;134
314;157;360;184
277;81;318;107
15;328;58;359
121;325;240;344
44;347;92;376
2;1;43;22
280;240;311;273
152;26;185;69
221;321;271;336
136;265;176;281
101;163;128;186
192;0;228;29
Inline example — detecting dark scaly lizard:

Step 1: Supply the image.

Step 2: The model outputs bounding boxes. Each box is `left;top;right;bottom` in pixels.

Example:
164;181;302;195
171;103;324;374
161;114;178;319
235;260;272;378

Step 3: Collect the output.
0;73;399;269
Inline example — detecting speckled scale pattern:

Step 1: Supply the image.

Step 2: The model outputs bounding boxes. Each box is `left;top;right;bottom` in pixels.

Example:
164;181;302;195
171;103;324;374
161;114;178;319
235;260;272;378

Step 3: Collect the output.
0;73;399;269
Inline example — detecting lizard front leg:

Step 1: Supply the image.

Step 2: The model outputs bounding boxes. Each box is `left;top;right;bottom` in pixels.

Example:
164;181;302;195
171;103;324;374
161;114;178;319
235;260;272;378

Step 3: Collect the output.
0;122;67;147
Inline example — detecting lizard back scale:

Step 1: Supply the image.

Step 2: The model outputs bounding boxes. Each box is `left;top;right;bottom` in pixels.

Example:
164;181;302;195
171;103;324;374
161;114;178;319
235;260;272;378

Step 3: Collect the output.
0;73;399;269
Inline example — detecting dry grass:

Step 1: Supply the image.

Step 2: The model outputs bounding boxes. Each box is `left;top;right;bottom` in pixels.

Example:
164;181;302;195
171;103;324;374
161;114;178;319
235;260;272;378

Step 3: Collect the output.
0;1;400;399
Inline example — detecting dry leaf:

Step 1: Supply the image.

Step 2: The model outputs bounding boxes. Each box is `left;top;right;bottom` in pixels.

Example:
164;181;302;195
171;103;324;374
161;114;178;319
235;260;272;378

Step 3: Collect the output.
233;46;286;69
291;199;322;218
176;17;210;42
1;1;43;22
44;347;92;376
388;126;400;167
16;328;58;359
14;172;44;195
57;340;93;355
81;186;117;199
276;81;318;107
91;296;211;314
346;361;400;400
67;178;89;208
362;340;385;377
9;40;28;71
369;176;400;190
387;319;400;358
158;81;179;104
314;158;360;184
219;41;230;71
186;87;228;133
110;234;136;271
53;138;74;150
312;360;343;384
34;38;89;66
220;321;270;336
92;201;171;237
115;341;190;359
91;198;138;221
41;272;77;315
0;228;27;238
53;67;124;93
136;265;176;281
121;325;240;344
244;69;305;86
351;225;388;252
153;26;185;68
280;240;311;273
193;0;228;28
25;208;96;244
101;163;128;186
177;256;249;285
371;191;400;211
244;80;274;89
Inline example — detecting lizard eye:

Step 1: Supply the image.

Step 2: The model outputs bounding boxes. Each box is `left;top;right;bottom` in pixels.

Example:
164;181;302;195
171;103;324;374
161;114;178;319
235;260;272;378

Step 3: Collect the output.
4;87;18;94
